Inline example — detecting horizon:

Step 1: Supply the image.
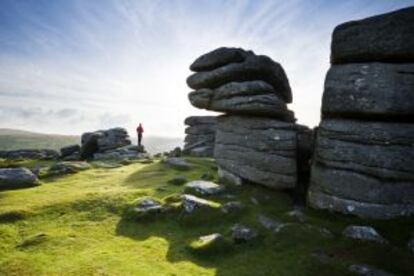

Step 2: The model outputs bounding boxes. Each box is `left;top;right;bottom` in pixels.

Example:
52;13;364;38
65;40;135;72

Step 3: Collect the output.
1;0;413;137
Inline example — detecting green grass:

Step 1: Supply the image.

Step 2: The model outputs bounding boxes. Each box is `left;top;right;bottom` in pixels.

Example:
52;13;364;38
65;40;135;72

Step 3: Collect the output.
0;158;413;275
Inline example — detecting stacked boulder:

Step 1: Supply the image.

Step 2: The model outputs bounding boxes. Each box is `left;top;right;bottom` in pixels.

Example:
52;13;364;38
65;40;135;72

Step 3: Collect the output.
183;116;216;157
187;47;308;189
308;7;414;219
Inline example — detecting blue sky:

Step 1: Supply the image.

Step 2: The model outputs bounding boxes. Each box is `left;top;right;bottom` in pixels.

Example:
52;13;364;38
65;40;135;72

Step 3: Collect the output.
0;0;413;137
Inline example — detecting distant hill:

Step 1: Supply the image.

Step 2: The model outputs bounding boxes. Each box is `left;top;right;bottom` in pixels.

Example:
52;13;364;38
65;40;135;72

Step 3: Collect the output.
0;128;182;154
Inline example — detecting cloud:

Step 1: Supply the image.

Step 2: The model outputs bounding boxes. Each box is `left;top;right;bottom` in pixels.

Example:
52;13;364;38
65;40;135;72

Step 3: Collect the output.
0;0;413;137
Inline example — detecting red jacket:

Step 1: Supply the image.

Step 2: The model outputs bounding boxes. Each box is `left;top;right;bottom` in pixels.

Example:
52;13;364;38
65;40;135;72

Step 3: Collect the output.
137;125;144;134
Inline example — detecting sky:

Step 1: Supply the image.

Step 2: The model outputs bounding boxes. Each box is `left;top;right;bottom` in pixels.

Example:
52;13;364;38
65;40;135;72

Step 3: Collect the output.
0;0;413;138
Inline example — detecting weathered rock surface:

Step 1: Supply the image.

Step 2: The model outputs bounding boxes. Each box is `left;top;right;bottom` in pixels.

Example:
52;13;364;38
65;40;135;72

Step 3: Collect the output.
0;168;38;189
308;119;414;218
342;225;388;244
163;158;191;170
218;167;243;186
0;149;58;160
189;81;294;120
184;116;216;157
190;47;252;72
331;7;414;64
47;161;91;176
322;63;414;119
187;52;292;103
181;194;220;214
215;115;301;189
184;180;225;196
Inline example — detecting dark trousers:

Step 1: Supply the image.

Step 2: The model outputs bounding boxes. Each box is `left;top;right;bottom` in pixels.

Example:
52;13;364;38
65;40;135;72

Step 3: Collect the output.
138;133;143;146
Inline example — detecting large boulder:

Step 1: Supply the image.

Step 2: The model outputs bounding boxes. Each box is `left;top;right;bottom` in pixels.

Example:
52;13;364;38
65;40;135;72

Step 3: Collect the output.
60;144;80;158
215;115;301;189
322;63;414;119
187;52;292;103
331;7;414;64
0;168;38;189
189;81;295;120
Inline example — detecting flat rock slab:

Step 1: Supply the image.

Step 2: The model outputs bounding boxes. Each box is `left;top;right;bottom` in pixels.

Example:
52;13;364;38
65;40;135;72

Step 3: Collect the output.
331;7;414;63
215;115;300;189
187;53;292;103
0;168;38;189
181;194;220;214
184;116;217;126
322;63;414;119
184;180;225;196
349;264;394;276
343;225;388;244
189;81;294;120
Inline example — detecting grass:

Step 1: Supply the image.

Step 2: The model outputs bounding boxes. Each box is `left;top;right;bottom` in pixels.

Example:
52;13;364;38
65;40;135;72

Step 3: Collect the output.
0;157;413;275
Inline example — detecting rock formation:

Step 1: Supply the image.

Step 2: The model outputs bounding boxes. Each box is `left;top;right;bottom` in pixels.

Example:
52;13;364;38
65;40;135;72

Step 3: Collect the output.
183;116;216;157
80;127;132;160
308;7;414;219
0;149;58;160
187;47;310;189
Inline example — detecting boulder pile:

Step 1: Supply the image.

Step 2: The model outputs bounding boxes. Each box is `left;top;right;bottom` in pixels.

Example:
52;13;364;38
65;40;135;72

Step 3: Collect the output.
187;47;310;189
308;7;414;219
183;116;216;157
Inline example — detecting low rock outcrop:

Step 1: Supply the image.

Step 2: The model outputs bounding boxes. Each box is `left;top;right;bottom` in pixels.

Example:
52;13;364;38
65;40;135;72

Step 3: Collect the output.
0;168;38;189
308;7;414;219
0;149;58;160
183;116;216;157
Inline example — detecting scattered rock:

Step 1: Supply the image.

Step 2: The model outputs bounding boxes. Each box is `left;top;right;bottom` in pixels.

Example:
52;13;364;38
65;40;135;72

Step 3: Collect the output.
250;197;259;205
129;198;164;219
348;264;394;276
47;161;91;176
60;144;80;158
181;194;220;214
222;201;244;214
0;168;38;189
163;158;192;170
184;180;225;196
0;149;58;160
286;208;307;223
188;233;230;253
343;226;388;244
258;215;283;231
231;224;258;243
167;176;188;185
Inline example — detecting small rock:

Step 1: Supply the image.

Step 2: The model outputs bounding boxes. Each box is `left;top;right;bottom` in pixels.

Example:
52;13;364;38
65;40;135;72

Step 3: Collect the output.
167;176;188;185
48;161;91;176
231;224;258;243
188;233;230;253
349;264;394;276
286;208;307;223
181;194;219;214
258;215;283;231
184;180;225;196
250;197;259;205
343;225;388;244
163;158;191;170
222;201;244;214
133;198;163;215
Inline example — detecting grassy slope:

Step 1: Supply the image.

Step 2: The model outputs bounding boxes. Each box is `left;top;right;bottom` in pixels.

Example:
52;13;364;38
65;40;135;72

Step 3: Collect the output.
0;158;413;276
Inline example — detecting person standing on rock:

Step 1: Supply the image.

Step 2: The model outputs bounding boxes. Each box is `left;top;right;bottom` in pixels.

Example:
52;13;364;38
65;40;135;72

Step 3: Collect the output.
137;123;144;147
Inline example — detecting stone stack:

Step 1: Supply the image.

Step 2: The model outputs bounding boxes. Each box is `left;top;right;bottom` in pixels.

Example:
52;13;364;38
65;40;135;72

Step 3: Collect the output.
183;116;216;157
308;7;414;219
187;47;306;189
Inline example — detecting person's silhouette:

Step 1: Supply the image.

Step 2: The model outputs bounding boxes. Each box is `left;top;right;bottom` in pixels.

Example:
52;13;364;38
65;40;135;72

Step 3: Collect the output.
136;123;144;147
